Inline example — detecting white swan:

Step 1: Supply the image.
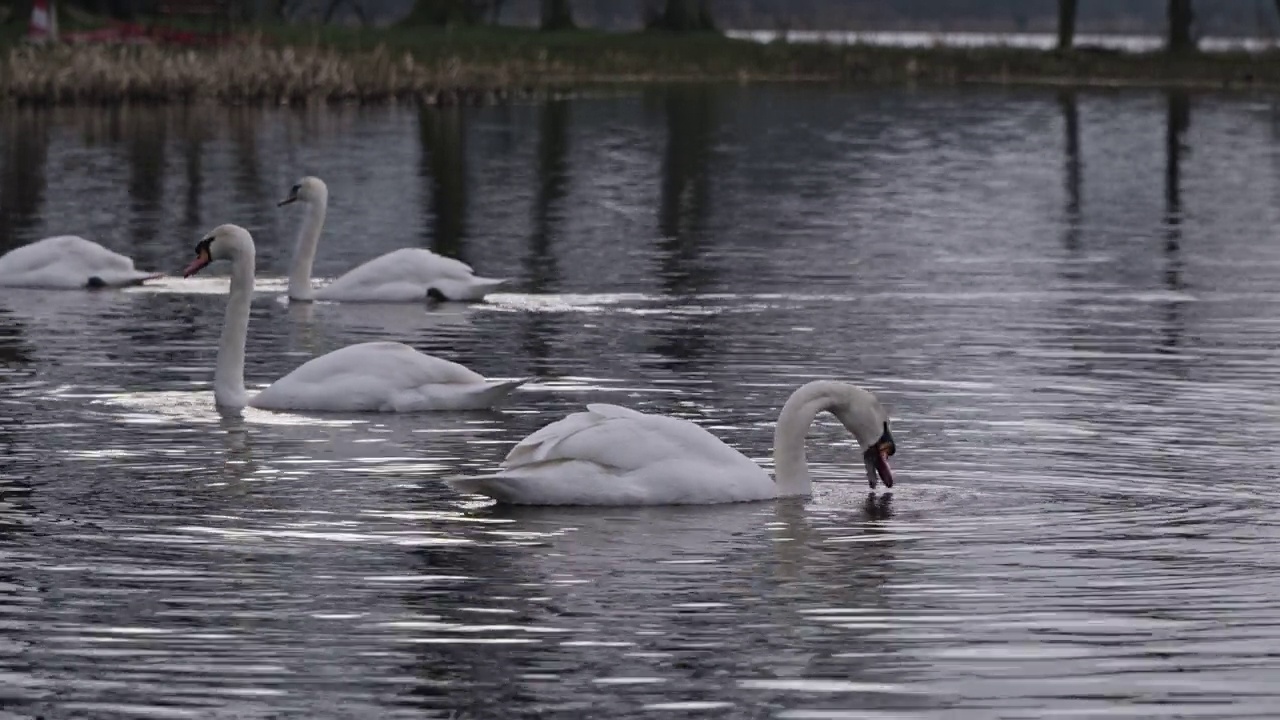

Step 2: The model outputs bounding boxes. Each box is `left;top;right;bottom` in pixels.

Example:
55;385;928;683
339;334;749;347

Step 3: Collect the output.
279;177;507;303
0;236;160;289
447;380;897;506
182;224;527;412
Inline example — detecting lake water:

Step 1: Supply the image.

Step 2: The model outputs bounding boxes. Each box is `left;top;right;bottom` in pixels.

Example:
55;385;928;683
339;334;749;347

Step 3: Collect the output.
726;29;1280;54
2;86;1280;718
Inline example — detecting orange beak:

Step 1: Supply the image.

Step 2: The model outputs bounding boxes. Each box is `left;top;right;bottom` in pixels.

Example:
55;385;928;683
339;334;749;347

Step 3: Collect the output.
183;251;211;278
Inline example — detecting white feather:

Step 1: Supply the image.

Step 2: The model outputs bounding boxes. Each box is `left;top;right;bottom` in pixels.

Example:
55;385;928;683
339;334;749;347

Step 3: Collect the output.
314;248;505;303
284;177;506;303
0;236;158;289
447;382;895;507
250;341;526;412
192;224;526;413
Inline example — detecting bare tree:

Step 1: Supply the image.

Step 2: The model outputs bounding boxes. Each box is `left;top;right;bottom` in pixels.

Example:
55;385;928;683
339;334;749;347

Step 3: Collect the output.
403;0;486;26
1057;0;1077;51
1168;0;1196;53
0;0;34;25
323;0;370;25
647;0;715;33
541;0;573;30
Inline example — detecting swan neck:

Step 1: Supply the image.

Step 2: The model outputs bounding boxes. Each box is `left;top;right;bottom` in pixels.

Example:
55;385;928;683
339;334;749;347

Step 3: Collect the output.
288;194;327;301
215;248;253;409
772;391;827;496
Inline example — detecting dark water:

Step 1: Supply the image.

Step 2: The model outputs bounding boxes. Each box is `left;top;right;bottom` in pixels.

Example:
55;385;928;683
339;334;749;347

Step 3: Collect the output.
2;86;1280;718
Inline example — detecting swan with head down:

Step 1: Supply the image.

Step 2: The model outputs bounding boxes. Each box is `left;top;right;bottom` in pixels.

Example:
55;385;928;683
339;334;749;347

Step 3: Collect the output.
182;224;527;412
279;177;507;303
0;236;160;289
447;381;897;506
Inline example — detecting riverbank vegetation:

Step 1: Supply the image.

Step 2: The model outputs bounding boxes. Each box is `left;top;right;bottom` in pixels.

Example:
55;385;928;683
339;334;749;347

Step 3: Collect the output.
0;0;1279;105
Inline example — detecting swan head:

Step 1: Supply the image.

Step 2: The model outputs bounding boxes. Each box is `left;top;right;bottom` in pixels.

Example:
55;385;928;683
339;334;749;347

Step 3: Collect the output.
183;224;254;277
278;176;327;207
827;385;896;489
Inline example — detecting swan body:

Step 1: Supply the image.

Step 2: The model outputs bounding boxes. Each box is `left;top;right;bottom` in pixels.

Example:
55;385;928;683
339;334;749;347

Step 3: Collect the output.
0;236;160;289
183;224;527;412
250;341;526;412
280;177;506;303
448;381;897;506
310;248;503;303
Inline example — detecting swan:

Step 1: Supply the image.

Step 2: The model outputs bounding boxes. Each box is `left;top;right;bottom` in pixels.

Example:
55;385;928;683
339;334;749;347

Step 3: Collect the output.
446;380;897;506
181;224;528;412
0;236;160;289
278;176;507;303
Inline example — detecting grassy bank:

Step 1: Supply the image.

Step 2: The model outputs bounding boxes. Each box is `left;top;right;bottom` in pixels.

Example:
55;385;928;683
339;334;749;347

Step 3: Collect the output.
3;24;1280;105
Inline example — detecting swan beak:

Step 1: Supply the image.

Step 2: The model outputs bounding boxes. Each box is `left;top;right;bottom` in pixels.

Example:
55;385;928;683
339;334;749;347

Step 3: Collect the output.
277;189;299;207
873;446;894;489
863;424;896;489
183;249;211;277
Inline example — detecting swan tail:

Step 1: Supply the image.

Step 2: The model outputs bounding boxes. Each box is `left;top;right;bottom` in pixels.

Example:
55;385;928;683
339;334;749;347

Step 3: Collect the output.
473;377;529;408
440;276;506;302
444;474;519;501
444;472;585;505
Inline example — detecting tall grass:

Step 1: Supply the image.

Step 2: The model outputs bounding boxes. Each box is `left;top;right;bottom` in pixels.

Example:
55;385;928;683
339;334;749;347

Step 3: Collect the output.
0;26;1277;106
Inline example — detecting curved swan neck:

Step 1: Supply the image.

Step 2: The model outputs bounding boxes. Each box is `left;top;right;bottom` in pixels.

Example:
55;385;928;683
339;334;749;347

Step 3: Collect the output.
772;386;830;496
288;188;327;301
215;240;254;409
772;380;887;496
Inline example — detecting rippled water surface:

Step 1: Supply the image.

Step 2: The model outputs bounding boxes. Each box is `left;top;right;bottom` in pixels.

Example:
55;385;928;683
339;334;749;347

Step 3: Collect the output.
3;87;1280;718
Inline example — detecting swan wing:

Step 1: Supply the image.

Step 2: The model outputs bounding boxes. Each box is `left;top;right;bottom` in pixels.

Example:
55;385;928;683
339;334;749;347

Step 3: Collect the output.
0;236;157;289
315;248;502;302
503;403;754;473
250;341;525;412
450;404;776;505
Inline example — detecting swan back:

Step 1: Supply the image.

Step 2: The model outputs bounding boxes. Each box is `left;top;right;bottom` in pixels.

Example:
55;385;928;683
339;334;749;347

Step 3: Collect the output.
448;404;772;505
314;248;496;302
0;236;155;289
248;341;524;412
502;403;748;473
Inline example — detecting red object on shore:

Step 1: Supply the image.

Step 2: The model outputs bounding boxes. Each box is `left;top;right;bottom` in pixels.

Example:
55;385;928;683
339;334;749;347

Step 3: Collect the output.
26;0;57;42
27;0;230;47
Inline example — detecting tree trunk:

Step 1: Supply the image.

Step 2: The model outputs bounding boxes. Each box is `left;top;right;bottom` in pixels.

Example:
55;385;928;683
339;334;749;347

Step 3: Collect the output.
1168;0;1196;53
1056;0;1077;51
540;0;573;30
1;0;34;26
649;0;715;33
402;0;484;26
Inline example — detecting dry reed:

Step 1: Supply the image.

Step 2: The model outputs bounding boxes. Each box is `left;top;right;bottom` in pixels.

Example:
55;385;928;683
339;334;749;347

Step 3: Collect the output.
4;33;1278;106
0;39;530;106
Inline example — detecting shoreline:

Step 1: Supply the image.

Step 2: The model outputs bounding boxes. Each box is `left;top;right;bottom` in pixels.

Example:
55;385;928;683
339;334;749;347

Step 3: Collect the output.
3;27;1279;106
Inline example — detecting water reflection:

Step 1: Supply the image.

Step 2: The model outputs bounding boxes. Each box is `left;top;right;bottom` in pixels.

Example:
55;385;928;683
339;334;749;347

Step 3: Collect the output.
522;99;570;378
1;87;1280;718
420;106;469;261
126;107;167;249
656;85;717;296
648;86;722;374
0;110;49;249
182;112;207;235
1058;90;1082;257
1162;91;1190;352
